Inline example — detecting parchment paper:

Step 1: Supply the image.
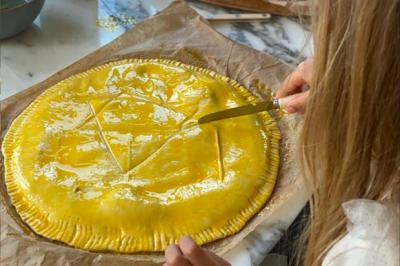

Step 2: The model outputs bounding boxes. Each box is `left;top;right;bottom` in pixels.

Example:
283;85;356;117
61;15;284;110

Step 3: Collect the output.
0;1;304;265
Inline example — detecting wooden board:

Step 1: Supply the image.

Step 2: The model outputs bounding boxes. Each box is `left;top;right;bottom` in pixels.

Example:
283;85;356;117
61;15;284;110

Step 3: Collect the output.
198;0;311;16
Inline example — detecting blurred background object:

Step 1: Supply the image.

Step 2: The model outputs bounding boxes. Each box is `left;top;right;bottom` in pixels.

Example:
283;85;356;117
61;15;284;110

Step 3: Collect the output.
0;0;45;40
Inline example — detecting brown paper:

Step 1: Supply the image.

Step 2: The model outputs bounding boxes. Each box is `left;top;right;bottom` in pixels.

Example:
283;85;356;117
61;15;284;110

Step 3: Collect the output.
0;1;303;265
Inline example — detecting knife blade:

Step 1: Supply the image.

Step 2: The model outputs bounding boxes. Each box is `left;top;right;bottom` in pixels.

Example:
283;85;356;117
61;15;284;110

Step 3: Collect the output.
198;94;298;124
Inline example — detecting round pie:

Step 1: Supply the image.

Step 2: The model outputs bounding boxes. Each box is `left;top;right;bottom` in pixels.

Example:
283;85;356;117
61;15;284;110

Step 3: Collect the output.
2;59;280;252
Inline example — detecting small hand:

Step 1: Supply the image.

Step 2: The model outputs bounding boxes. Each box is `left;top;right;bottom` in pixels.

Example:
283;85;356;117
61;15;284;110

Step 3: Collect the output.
276;58;313;114
164;236;231;266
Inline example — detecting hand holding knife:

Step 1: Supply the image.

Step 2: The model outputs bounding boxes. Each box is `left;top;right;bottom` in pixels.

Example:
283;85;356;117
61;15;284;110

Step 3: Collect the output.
198;93;301;124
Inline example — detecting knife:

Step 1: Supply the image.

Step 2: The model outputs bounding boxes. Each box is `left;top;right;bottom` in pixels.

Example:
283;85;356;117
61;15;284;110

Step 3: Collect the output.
205;13;271;22
198;94;299;124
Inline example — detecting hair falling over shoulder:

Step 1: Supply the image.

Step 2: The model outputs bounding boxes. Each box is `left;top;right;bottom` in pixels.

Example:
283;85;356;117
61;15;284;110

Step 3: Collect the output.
298;0;400;265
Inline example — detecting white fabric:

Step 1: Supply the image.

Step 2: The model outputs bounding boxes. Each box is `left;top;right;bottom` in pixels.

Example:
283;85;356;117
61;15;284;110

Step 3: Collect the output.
322;199;399;266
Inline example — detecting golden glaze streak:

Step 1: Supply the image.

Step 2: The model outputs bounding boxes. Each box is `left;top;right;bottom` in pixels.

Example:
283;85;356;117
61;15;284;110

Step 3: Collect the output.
2;59;280;253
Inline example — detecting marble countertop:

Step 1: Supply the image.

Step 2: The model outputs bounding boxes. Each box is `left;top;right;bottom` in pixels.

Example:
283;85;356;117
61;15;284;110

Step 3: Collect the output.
0;0;312;100
0;1;310;265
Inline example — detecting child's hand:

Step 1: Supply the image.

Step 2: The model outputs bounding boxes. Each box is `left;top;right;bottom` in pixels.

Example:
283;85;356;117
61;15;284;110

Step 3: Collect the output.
164;236;231;266
276;58;313;114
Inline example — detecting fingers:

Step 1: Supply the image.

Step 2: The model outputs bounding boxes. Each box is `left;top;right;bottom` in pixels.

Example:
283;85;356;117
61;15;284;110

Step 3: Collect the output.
276;65;306;98
300;58;313;84
164;237;231;266
179;236;220;266
285;90;309;114
276;58;313;99
165;244;192;266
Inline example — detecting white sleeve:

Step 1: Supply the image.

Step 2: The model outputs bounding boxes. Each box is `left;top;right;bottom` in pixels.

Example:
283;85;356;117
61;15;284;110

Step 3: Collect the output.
322;199;399;266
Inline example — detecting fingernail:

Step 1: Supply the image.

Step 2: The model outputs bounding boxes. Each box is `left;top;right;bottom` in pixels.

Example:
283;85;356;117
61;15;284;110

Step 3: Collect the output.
165;243;179;251
179;236;195;246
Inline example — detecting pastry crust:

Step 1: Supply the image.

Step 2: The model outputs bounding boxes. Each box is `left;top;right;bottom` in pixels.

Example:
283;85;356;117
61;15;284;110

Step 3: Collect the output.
2;59;280;253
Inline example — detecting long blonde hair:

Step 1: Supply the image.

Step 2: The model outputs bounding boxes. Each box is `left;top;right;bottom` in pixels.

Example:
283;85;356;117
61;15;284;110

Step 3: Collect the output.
300;0;400;265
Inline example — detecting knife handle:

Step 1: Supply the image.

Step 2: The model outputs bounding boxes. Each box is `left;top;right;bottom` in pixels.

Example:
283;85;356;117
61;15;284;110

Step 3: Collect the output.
277;93;303;109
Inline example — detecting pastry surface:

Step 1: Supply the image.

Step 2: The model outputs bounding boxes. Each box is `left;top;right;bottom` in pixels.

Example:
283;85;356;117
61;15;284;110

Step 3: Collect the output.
2;59;280;252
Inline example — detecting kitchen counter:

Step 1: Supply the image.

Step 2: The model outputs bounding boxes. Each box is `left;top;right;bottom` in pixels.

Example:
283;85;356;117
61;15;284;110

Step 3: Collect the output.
0;1;310;265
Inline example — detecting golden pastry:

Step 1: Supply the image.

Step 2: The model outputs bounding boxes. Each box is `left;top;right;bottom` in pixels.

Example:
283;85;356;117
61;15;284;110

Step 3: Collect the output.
2;59;280;252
